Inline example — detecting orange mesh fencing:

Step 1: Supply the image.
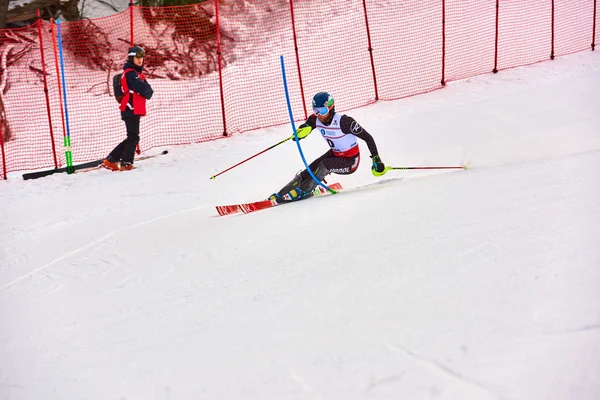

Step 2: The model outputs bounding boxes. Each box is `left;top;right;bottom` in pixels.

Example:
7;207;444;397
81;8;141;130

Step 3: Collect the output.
367;1;442;100
497;0;552;70
0;0;596;178
0;24;58;173
131;4;223;146
203;2;300;136
445;1;497;82
596;0;600;48
554;0;596;57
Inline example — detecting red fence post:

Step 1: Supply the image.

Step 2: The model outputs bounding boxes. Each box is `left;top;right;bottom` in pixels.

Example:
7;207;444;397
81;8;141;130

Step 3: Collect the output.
0;120;6;180
37;12;58;169
129;0;134;47
550;0;555;60
593;0;597;50
493;0;499;73
361;0;379;100
441;0;446;86
215;0;227;136
289;0;307;119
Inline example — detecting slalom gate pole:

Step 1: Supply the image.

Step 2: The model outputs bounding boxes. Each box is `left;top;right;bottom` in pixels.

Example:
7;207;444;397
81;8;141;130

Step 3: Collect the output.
280;55;335;194
210;136;293;179
56;20;74;174
0;122;6;180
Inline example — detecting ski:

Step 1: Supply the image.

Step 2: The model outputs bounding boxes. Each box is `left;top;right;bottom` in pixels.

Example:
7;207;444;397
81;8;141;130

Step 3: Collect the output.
76;150;169;174
22;150;168;180
216;182;343;216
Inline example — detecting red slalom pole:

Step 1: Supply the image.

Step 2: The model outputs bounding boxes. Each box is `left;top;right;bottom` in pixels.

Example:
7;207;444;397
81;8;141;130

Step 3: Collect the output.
210;135;293;180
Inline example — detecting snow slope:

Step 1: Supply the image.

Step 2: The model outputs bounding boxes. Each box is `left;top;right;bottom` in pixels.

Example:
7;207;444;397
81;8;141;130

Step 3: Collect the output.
1;50;599;400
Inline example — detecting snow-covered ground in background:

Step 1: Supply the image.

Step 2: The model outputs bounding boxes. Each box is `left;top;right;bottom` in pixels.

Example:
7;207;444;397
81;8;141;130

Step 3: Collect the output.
1;50;599;400
8;0;34;9
8;0;128;18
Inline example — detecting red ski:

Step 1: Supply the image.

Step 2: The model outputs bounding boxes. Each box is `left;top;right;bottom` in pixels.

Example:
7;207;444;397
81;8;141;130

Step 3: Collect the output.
216;183;343;216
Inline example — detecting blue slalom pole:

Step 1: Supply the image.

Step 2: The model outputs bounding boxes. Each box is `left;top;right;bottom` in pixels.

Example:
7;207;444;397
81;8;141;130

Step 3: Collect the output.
56;19;74;174
279;55;335;194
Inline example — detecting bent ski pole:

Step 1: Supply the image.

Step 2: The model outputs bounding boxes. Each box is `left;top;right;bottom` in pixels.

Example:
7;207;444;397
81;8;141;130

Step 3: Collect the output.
210;136;293;179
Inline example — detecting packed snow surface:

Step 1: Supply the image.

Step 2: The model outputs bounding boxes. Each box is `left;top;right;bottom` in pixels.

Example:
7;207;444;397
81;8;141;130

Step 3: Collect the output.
1;51;599;400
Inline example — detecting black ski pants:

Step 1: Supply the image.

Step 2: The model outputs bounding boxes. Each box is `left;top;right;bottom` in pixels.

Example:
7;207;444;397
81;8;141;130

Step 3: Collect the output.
108;115;140;164
277;150;360;196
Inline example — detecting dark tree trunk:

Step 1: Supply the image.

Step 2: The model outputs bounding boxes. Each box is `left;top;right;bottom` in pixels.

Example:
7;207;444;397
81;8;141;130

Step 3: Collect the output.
60;0;81;21
0;0;10;29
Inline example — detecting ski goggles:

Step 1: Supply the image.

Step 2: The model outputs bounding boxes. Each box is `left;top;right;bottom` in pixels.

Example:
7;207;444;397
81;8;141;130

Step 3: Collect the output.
313;106;330;116
128;50;145;58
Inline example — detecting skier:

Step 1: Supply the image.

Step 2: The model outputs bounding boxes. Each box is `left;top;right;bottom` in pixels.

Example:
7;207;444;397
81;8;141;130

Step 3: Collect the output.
102;46;154;171
269;91;385;202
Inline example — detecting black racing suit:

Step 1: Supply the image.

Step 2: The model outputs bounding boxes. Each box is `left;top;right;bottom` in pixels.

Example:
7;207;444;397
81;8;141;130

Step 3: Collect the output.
275;112;380;199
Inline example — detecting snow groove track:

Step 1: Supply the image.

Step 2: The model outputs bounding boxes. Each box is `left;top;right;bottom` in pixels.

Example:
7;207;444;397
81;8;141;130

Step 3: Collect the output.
0;205;205;293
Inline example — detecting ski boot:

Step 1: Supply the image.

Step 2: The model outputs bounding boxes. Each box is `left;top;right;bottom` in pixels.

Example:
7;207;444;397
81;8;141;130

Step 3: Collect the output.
101;158;120;171
281;187;305;202
120;162;134;171
268;192;282;203
268;187;306;204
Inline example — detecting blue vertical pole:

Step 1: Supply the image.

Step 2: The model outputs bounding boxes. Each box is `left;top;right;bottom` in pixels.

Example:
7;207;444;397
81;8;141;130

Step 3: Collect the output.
280;55;335;194
56;19;74;174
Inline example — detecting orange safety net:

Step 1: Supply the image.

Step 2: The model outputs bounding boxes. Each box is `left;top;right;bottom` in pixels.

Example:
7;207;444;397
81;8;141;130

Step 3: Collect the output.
445;1;497;82
0;24;58;173
0;0;596;178
367;1;442;100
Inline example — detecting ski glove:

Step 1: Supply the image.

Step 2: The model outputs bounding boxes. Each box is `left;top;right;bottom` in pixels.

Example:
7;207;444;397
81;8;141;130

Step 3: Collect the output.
292;126;312;141
371;155;386;176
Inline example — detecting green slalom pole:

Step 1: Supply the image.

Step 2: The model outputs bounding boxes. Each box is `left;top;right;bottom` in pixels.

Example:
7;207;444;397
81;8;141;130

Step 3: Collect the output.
56;19;74;174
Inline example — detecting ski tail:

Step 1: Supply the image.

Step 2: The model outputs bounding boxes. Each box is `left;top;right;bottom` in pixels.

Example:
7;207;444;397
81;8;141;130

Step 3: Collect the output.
22;159;103;180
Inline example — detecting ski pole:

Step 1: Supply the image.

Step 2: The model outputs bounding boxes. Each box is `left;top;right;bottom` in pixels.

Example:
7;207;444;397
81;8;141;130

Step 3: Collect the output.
210;135;293;179
374;164;468;176
389;165;467;170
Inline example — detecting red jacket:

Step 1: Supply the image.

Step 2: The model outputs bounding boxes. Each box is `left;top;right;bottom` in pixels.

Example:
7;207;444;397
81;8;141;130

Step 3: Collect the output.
119;67;152;116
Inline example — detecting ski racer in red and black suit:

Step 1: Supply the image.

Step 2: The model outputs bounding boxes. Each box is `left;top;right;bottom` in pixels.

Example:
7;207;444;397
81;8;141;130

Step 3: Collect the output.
270;91;385;202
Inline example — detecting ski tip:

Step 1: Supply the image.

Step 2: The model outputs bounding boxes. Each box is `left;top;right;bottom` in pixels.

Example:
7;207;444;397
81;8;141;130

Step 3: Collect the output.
216;204;242;216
